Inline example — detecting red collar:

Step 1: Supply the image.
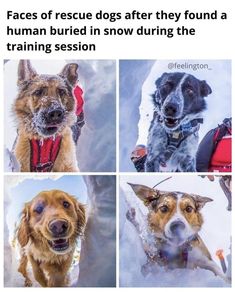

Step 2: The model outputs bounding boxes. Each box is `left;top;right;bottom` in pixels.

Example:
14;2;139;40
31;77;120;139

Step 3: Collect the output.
30;136;62;172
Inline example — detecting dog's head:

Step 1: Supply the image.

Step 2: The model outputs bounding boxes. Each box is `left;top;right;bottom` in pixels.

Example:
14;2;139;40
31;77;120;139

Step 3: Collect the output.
128;183;212;246
14;60;79;138
17;190;86;255
152;72;212;131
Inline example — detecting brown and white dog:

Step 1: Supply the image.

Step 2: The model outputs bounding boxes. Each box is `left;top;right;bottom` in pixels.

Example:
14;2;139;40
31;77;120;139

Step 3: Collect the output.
17;190;86;287
127;183;230;283
13;60;80;172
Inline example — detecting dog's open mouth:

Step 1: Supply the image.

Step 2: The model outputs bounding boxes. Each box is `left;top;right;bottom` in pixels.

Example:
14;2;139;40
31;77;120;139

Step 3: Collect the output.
38;125;60;136
164;118;179;128
48;238;69;252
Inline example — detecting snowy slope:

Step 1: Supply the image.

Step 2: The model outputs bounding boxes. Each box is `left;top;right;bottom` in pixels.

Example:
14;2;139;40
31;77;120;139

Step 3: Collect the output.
119;60;231;171
4;60;116;172
119;175;231;287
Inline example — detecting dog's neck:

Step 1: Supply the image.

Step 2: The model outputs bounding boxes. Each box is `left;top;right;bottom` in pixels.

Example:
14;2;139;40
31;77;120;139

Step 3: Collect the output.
153;234;199;268
159;117;203;164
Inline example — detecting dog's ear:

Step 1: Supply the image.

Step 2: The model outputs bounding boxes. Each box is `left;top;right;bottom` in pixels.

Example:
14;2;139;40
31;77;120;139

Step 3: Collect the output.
191;194;213;210
200;80;212;97
128;183;161;206
17;204;30;247
155;73;168;87
71;197;86;236
59;63;78;86
18;60;37;86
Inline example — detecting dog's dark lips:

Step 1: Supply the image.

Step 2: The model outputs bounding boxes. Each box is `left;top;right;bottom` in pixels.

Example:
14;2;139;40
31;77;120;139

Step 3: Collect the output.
164;117;179;128
48;238;69;252
38;125;59;136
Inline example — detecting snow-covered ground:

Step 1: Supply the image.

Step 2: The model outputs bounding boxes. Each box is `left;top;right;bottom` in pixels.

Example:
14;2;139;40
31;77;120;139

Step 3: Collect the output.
119;60;231;171
4;59;116;172
4;175;116;287
119;175;231;287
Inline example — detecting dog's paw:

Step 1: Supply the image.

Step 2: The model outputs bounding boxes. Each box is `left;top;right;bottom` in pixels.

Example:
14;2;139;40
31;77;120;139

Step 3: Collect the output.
24;279;33;287
126;208;136;222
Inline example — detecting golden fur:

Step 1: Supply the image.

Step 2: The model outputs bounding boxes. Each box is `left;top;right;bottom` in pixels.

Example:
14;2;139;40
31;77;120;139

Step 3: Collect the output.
13;60;79;172
17;190;86;287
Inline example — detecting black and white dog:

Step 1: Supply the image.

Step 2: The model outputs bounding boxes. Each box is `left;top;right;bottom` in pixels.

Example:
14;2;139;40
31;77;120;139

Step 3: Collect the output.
145;72;212;172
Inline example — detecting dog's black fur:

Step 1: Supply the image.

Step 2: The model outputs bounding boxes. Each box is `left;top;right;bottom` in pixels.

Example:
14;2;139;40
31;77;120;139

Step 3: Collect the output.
145;72;212;172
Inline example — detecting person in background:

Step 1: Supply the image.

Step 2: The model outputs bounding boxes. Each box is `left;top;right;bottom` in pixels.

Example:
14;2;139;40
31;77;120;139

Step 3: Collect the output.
196;118;231;172
130;144;147;172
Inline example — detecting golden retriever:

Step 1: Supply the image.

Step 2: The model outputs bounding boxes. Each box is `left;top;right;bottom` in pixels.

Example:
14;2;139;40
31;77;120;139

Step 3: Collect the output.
17;189;86;287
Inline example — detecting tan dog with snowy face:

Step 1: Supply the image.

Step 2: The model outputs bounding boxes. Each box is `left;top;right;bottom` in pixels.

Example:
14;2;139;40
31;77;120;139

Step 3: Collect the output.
127;183;230;283
13;60;79;172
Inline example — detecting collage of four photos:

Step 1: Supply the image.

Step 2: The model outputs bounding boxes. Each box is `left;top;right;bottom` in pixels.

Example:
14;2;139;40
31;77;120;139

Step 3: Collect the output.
3;59;231;287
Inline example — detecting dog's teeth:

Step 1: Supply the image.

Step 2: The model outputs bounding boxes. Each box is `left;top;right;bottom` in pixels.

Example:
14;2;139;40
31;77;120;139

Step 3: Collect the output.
40;139;44;146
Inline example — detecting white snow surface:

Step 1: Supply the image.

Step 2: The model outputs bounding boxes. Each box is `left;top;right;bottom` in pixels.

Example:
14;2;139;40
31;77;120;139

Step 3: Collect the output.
119;60;231;171
77;175;116;287
4;59;116;172
119;175;231;287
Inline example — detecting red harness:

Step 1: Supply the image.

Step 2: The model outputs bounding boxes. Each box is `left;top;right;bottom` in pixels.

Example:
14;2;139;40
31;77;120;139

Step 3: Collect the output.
30;136;62;172
29;85;84;172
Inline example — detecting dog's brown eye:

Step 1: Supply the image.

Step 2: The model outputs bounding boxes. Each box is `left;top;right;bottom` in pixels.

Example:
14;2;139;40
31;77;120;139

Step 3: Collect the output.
33;88;45;97
160;205;168;213
186;88;194;96
34;204;44;214
63;201;70;208
185;206;193;213
58;89;67;97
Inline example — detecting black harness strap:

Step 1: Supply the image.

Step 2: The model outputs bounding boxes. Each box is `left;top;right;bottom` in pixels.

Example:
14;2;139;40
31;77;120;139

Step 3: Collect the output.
162;118;203;164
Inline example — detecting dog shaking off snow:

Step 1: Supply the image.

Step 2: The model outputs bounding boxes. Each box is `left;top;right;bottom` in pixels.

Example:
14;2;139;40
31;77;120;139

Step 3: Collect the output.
13;60;79;172
145;72;212;172
127;183;230;283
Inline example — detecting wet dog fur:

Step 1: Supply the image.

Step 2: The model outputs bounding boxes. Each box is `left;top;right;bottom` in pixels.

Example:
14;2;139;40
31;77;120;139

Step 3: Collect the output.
13;60;79;172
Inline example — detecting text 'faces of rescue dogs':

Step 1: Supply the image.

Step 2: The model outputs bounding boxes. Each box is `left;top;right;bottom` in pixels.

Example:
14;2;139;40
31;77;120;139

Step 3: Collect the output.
13;60;80;172
17;189;86;287
126;183;230;284
145;72;212;172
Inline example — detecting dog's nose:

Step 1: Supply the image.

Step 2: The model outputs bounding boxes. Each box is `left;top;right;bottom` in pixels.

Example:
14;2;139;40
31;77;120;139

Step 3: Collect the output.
49;219;68;236
164;103;178;116
170;221;185;235
46;108;64;124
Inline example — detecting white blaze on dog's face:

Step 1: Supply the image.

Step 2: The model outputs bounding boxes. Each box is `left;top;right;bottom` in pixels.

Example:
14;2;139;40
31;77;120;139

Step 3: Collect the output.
128;183;213;246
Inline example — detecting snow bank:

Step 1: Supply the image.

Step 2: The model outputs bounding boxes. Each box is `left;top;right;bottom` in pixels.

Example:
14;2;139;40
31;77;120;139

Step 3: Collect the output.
119;60;155;171
77;175;116;287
